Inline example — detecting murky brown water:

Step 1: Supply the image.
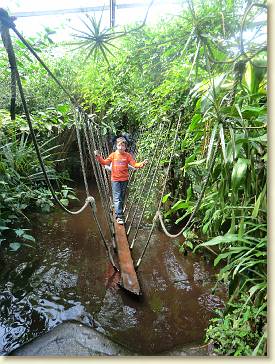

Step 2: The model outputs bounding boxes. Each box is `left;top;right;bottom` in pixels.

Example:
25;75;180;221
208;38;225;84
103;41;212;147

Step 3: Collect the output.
0;184;227;355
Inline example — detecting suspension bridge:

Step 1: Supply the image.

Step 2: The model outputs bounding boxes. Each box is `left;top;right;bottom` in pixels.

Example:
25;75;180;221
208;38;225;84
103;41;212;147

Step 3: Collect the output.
0;8;217;296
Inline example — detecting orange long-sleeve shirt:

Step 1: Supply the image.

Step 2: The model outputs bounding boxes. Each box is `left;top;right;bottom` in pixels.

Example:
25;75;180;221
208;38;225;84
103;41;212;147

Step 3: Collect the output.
96;151;144;181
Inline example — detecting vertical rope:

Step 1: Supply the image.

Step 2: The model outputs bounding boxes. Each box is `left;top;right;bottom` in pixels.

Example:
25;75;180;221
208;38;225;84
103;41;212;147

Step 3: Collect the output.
0;22;92;215
129;124;172;249
126;123;167;234
136;113;182;268
82;114;114;237
74;111;118;263
125;122;164;222
94;125;113;200
156;139;220;240
92;122;115;226
123;124;151;209
1;12;120;267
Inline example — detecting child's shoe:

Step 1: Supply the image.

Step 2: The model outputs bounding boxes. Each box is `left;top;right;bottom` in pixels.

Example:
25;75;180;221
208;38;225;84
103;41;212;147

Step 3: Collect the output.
116;217;124;225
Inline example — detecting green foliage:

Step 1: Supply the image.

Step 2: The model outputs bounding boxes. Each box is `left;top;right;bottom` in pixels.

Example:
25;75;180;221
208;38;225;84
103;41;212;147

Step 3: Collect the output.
0;217;36;252
0;112;76;252
206;293;267;356
0;33;79;113
0;0;267;356
70;13;122;65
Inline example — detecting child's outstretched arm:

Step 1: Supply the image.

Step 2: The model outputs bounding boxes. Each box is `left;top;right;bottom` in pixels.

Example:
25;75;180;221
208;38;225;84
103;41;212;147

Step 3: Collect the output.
128;154;148;168
94;150;113;165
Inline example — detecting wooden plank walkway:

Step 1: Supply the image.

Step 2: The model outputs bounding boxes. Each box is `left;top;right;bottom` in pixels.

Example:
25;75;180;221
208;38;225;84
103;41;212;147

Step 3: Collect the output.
114;220;141;295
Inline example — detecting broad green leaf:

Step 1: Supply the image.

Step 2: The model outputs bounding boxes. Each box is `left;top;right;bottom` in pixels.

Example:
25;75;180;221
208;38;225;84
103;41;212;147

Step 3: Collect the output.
60;198;69;206
231;158;249;190
186;241;193;249
9;242;21;251
23;234;36;242
175;210;191;224
162;193;171;203
202;220;211;234
68;195;78;200
229;126;236;161
194;234;244;252
206;123;218;166
0;226;9;231
188;114;201;132
15;228;25;237
171;200;189;212
235;103;243;121
186;186;192;200
214;251;233;266
250;134;267;143
219;124;227;163
252;332;267;356
252;184;267;218
62;189;69;198
184;154;196;166
242;105;266;117
187;158;205;166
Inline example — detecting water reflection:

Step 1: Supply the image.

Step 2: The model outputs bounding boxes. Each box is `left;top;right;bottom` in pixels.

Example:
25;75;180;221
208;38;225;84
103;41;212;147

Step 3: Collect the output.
0;185;227;355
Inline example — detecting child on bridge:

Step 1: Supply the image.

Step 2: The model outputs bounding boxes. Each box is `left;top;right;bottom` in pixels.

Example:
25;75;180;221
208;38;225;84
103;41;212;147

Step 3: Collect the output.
94;137;148;225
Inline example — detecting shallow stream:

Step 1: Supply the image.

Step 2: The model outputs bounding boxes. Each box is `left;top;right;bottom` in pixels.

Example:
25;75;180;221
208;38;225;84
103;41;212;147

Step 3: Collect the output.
0;184;226;355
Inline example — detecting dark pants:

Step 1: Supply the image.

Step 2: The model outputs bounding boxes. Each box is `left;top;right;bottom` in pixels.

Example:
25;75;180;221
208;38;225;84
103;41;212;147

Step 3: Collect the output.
111;181;128;218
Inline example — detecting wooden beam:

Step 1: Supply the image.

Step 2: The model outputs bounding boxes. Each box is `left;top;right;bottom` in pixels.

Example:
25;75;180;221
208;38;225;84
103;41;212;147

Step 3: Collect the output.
10;3;144;18
114;219;141;295
110;0;116;28
10;1;181;18
11;6;108;18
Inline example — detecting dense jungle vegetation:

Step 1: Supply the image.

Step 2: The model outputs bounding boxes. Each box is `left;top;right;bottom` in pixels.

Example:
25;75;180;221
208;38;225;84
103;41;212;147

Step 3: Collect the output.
0;0;267;356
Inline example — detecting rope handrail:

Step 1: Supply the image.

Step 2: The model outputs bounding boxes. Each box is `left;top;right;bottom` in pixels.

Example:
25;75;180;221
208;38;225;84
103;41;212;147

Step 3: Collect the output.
0;11;119;269
136;113;182;268
155;141;219;239
126;122;166;231
83;114;114;235
127;123;171;235
151;140;220;257
129;121;173;249
74;116;115;259
0;22;98;216
0;11;113;217
125;122;164;222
